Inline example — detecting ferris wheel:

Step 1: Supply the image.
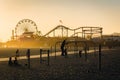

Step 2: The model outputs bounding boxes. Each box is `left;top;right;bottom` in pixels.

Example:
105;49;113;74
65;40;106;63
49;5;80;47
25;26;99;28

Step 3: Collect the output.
15;19;38;36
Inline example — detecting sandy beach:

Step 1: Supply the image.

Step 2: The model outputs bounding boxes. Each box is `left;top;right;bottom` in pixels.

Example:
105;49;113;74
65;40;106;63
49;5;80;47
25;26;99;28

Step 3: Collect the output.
0;47;119;80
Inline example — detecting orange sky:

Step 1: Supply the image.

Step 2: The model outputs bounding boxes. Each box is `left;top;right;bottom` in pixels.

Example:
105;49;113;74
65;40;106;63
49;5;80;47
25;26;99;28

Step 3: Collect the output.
0;0;120;42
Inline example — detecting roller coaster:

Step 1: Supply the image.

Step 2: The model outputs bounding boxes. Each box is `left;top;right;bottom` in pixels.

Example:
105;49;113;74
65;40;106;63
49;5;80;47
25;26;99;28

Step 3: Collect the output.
43;25;102;39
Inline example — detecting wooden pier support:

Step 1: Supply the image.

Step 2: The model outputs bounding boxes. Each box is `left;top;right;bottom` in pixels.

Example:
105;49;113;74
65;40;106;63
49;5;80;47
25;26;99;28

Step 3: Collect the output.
98;44;102;71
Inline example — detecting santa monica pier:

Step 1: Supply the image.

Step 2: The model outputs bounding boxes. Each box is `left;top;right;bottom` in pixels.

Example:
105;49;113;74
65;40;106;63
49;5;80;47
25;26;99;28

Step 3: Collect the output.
3;19;120;49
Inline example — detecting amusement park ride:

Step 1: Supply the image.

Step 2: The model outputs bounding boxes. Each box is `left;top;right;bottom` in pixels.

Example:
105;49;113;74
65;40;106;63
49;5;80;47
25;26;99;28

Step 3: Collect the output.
5;19;103;48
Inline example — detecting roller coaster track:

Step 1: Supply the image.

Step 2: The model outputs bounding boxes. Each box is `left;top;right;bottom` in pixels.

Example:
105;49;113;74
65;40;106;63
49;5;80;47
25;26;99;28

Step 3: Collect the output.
43;25;73;37
43;25;102;38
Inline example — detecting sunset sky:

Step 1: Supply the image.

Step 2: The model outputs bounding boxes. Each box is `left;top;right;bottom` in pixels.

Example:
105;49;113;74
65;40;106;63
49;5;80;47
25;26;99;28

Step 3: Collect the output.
0;0;120;42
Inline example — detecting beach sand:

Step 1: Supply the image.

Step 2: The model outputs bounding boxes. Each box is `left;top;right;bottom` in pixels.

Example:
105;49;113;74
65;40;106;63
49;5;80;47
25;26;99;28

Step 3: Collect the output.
0;47;119;80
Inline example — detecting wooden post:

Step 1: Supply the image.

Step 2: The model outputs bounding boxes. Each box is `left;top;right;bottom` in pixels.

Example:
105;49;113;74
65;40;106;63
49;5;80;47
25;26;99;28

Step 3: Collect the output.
90;27;92;39
40;49;42;63
100;28;103;39
94;46;96;56
85;46;87;61
83;30;85;39
79;50;82;57
55;45;56;59
99;44;102;71
47;50;50;66
26;49;30;69
50;46;52;56
82;28;83;38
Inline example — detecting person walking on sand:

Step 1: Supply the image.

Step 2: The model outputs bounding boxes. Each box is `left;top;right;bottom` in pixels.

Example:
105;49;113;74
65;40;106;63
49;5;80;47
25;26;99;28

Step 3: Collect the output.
16;49;19;59
61;39;66;56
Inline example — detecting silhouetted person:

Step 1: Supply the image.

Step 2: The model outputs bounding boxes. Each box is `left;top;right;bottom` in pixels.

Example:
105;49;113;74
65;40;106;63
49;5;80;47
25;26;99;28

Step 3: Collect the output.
16;49;19;58
14;57;19;66
8;57;13;66
61;40;66;56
